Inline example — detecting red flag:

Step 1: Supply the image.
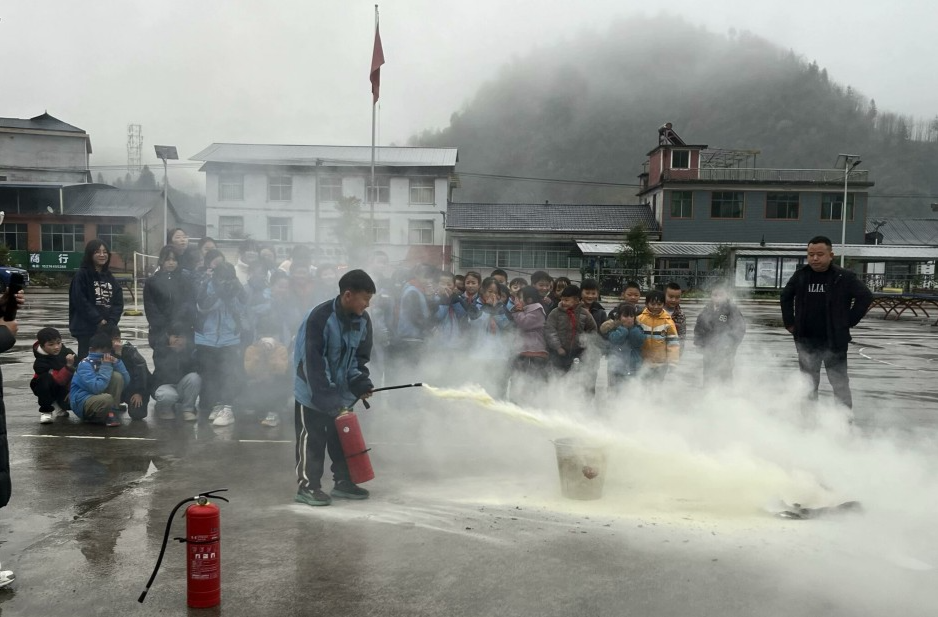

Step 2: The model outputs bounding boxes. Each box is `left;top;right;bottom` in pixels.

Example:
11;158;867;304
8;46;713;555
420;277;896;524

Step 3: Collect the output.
370;26;385;104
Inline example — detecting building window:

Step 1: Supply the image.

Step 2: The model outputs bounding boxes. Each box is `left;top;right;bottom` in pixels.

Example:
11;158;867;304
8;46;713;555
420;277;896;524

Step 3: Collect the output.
218;174;244;201
41;224;85;252
96;224;125;249
710;191;744;219
218;216;244;240
765;193;800;220
267;217;292;241
0;223;28;251
268;175;292;201
409;178;435;205
670;191;693;218
671;150;690;169
366;175;390;204
319;176;343;202
821;193;855;221
408;220;434;245
369;218;390;244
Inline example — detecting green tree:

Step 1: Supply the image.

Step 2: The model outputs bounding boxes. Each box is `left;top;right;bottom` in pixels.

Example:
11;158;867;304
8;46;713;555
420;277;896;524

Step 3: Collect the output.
0;244;10;267
617;224;654;282
709;243;734;272
95;172;106;184
136;165;157;190
334;196;372;264
110;233;140;271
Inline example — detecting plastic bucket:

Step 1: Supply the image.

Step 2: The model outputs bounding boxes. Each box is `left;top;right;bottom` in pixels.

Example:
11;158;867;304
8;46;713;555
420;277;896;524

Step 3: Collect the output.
552;438;608;500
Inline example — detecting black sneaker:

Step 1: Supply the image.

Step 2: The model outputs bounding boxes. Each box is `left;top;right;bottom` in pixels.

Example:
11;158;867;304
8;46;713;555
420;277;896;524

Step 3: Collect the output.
332;480;369;500
295;487;331;507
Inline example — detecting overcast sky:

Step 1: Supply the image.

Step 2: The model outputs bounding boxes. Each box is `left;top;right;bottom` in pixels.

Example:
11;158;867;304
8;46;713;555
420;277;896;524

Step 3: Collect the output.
2;0;936;190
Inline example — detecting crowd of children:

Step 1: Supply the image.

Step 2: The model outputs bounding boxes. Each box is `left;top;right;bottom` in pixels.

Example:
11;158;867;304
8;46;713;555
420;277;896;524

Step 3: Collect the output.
38;233;748;425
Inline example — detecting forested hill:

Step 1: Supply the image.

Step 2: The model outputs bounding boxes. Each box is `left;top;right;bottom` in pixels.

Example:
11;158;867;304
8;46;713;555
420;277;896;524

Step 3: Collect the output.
411;16;938;217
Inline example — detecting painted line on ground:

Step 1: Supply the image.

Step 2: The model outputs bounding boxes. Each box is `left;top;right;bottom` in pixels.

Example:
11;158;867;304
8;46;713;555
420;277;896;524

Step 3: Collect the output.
19;434;157;441
20;434;297;444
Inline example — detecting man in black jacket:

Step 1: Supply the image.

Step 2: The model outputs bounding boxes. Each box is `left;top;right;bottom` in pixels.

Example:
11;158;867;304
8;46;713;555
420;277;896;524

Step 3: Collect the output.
780;236;873;409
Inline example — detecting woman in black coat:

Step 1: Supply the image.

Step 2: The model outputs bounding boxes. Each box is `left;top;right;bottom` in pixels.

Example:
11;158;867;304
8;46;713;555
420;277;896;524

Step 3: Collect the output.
167;228;201;275
68;239;124;361
144;245;196;350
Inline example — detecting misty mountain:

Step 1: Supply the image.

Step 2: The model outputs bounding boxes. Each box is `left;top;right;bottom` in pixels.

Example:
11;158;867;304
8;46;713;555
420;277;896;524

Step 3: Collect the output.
412;15;938;217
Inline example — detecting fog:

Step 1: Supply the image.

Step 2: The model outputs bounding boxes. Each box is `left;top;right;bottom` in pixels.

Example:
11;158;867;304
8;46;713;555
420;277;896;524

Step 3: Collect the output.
331;310;938;615
2;0;937;185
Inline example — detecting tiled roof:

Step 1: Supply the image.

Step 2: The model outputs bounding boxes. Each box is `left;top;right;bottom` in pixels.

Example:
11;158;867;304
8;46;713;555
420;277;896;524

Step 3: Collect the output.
866;218;938;245
0;113;86;133
191;143;458;168
446;203;658;233
64;185;176;218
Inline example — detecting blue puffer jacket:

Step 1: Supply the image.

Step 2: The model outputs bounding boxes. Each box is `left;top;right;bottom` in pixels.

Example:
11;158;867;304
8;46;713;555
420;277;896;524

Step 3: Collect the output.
69;353;132;419
294;297;374;416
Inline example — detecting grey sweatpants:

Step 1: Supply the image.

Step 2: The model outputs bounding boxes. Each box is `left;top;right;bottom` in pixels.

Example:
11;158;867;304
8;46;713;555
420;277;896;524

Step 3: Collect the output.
154;373;202;413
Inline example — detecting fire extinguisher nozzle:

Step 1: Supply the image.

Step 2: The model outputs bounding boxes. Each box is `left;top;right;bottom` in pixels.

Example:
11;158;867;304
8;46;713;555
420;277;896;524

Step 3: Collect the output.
138;589;149;603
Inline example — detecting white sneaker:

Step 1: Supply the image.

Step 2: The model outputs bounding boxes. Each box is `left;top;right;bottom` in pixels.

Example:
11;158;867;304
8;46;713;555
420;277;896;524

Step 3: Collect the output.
208;404;224;421
260;412;280;427
212;406;235;427
0;563;14;588
39;412;53;424
182;411;198;422
52;402;70;418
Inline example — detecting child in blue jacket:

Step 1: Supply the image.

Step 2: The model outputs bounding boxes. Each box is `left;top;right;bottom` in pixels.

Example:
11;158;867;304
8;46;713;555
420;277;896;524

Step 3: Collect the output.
602;303;645;385
69;332;131;427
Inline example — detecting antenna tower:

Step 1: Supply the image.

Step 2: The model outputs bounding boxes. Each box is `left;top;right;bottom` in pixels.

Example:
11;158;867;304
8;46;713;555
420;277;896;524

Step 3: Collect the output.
127;124;143;175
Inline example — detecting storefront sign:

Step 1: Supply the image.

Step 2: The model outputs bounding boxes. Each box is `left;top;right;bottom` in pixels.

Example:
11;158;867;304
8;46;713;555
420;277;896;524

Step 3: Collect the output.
8;250;83;271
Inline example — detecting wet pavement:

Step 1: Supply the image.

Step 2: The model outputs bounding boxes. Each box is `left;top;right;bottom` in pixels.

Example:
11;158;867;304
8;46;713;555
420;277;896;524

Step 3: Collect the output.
0;292;936;616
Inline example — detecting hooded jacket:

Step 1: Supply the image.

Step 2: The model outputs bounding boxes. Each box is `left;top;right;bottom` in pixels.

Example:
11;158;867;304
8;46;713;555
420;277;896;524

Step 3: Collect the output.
31;341;76;386
636;308;680;366
511;303;548;355
144;268;196;341
694;301;747;352
195;274;247;348
606;324;645;376
69;352;132;419
151;341;199;394
780;264;873;352
68;267;124;338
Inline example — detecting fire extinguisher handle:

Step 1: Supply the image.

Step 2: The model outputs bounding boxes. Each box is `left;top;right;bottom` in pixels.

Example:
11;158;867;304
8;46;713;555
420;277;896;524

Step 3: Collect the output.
198;488;230;503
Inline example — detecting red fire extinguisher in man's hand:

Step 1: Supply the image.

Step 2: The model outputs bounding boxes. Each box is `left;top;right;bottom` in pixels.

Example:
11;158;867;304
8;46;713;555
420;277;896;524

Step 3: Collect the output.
139;488;230;608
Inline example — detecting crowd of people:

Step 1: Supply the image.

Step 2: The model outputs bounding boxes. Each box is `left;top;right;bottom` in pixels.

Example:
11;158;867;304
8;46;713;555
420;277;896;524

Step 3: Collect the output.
10;233;870;513
36;232;754;431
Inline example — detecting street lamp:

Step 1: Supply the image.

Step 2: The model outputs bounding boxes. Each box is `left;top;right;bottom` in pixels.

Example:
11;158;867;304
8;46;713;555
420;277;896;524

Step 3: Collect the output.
154;145;178;246
835;154;861;267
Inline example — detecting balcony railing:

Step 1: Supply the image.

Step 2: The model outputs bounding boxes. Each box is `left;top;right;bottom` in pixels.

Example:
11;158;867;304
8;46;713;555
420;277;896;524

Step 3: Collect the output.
661;168;870;184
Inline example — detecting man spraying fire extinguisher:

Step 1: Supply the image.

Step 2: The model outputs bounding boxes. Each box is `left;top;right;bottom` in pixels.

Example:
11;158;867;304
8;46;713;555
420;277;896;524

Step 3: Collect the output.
293;269;376;507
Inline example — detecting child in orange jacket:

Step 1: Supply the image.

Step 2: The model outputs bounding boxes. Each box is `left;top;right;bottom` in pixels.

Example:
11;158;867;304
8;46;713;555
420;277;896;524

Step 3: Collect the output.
636;289;680;378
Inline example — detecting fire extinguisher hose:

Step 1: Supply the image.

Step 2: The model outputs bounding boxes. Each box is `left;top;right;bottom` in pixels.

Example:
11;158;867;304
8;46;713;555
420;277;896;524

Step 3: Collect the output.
354;382;423;409
138;488;230;603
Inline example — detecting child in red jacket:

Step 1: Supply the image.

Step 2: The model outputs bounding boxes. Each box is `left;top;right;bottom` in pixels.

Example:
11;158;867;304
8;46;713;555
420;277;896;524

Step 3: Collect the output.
30;327;76;424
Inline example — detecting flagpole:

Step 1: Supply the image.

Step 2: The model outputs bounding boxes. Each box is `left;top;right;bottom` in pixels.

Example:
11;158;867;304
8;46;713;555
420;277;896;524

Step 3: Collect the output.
370;5;378;229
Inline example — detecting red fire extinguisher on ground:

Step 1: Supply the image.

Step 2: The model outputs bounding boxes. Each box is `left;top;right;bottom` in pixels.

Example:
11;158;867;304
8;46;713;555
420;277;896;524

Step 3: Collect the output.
138;488;230;608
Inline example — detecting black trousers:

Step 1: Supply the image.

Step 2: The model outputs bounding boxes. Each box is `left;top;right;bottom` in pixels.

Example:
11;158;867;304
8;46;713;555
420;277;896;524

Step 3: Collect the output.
30;373;70;412
795;339;852;409
294;403;349;491
196;344;243;412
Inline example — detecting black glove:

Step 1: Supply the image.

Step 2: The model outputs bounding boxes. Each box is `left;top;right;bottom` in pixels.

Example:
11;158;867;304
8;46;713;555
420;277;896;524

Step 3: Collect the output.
349;376;374;399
